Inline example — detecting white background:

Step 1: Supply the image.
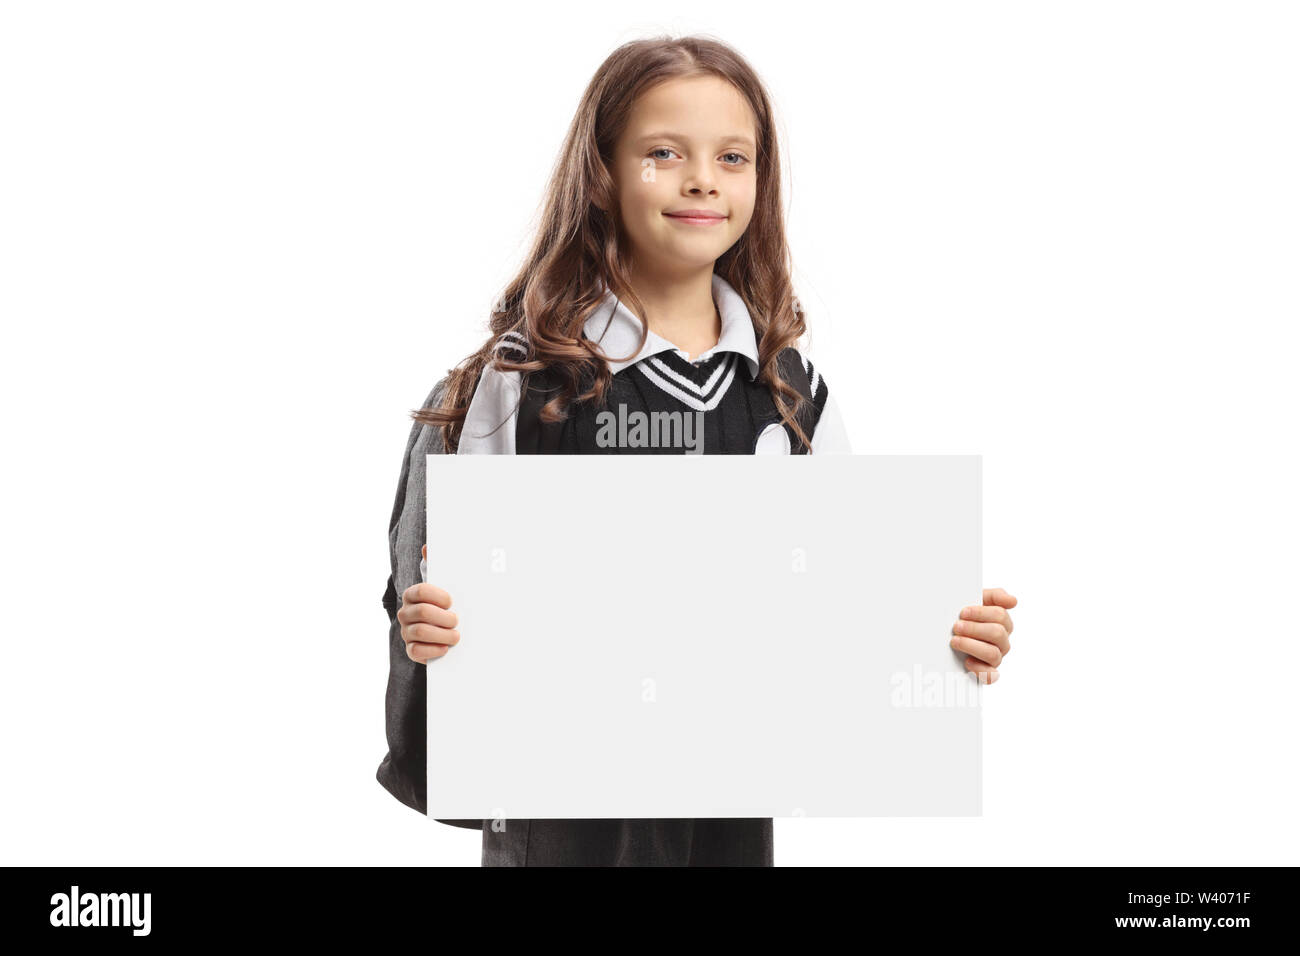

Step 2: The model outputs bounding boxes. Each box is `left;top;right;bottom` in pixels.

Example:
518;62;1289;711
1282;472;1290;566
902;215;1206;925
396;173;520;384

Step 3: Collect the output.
1;1;1296;865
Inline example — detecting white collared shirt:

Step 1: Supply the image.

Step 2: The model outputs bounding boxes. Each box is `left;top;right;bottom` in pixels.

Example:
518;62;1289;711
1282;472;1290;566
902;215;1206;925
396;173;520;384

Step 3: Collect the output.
458;273;852;456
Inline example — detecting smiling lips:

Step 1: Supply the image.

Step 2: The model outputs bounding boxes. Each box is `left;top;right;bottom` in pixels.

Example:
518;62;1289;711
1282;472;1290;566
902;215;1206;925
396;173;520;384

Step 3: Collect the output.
664;209;727;225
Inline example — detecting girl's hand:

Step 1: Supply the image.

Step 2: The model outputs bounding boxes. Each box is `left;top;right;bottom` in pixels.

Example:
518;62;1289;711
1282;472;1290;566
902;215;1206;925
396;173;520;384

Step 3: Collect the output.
397;544;460;664
950;587;1017;685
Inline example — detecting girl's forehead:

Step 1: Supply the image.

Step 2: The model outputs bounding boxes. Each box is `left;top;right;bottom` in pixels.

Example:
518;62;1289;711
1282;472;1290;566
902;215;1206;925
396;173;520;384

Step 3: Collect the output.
625;76;757;140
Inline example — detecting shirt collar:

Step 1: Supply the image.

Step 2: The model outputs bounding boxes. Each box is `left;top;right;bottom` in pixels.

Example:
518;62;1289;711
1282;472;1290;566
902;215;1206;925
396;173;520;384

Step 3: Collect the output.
582;273;761;380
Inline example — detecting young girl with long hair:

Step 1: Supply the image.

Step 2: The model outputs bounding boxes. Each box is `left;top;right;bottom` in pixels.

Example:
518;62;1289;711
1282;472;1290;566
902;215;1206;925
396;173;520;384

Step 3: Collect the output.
378;34;1018;866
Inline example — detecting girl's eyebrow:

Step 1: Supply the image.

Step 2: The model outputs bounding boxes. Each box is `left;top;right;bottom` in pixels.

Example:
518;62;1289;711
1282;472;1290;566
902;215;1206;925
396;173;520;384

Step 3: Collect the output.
637;130;756;151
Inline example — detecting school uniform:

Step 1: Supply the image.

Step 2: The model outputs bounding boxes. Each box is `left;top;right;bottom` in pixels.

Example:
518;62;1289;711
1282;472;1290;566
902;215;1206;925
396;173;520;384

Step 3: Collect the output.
379;273;852;865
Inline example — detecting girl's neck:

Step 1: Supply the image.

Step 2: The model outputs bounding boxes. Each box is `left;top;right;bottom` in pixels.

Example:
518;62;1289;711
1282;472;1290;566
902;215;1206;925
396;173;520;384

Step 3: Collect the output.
622;264;721;361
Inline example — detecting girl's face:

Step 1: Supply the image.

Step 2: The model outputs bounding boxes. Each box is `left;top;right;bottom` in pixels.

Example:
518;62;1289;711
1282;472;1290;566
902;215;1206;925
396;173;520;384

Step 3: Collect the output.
607;75;758;276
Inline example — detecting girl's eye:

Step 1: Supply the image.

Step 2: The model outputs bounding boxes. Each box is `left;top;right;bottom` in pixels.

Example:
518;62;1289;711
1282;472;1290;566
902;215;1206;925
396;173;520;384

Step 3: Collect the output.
648;148;750;167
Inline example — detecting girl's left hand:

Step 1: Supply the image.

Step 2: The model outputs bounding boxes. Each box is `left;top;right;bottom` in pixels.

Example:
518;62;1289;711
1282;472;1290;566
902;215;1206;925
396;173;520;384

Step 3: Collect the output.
950;588;1017;685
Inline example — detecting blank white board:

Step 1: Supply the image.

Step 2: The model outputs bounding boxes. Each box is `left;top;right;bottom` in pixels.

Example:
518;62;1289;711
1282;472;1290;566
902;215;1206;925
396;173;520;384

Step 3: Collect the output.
425;455;982;819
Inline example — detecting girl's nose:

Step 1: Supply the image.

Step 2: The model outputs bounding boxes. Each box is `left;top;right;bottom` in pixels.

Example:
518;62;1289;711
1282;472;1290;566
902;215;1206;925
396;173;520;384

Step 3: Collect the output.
685;165;716;193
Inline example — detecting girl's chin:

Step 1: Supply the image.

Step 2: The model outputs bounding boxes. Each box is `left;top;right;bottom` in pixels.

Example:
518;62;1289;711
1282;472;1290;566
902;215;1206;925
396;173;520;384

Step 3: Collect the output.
654;227;730;249
661;242;726;257
625;229;732;267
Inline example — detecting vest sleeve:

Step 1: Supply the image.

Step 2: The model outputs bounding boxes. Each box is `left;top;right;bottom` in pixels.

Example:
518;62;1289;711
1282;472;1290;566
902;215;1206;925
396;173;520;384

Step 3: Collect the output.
783;348;853;455
794;350;853;455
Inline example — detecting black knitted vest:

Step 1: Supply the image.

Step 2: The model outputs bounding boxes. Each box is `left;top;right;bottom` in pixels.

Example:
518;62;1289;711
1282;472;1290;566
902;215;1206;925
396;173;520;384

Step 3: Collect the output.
514;344;826;455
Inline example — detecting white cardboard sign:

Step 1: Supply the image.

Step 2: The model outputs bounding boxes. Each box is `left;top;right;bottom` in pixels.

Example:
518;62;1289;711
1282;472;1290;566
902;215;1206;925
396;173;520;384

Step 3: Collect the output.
425;455;982;819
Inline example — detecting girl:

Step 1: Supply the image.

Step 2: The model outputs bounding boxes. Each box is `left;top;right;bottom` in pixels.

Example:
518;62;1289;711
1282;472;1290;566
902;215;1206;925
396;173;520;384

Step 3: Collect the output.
378;35;1018;866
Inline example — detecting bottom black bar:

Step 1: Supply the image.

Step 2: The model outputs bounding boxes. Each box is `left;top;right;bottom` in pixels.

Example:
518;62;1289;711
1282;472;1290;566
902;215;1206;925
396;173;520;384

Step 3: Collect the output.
8;866;1293;940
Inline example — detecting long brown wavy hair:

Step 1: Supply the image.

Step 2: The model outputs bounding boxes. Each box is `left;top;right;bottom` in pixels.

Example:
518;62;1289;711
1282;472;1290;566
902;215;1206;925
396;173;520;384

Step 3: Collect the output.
414;34;814;452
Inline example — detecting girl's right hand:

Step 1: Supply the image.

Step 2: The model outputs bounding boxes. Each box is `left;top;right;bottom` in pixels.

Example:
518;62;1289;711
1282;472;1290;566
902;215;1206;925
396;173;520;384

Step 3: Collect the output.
397;544;460;663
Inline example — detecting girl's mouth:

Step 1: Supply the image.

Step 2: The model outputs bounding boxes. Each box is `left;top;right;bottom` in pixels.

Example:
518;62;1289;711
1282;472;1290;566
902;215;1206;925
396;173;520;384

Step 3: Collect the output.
663;210;728;226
